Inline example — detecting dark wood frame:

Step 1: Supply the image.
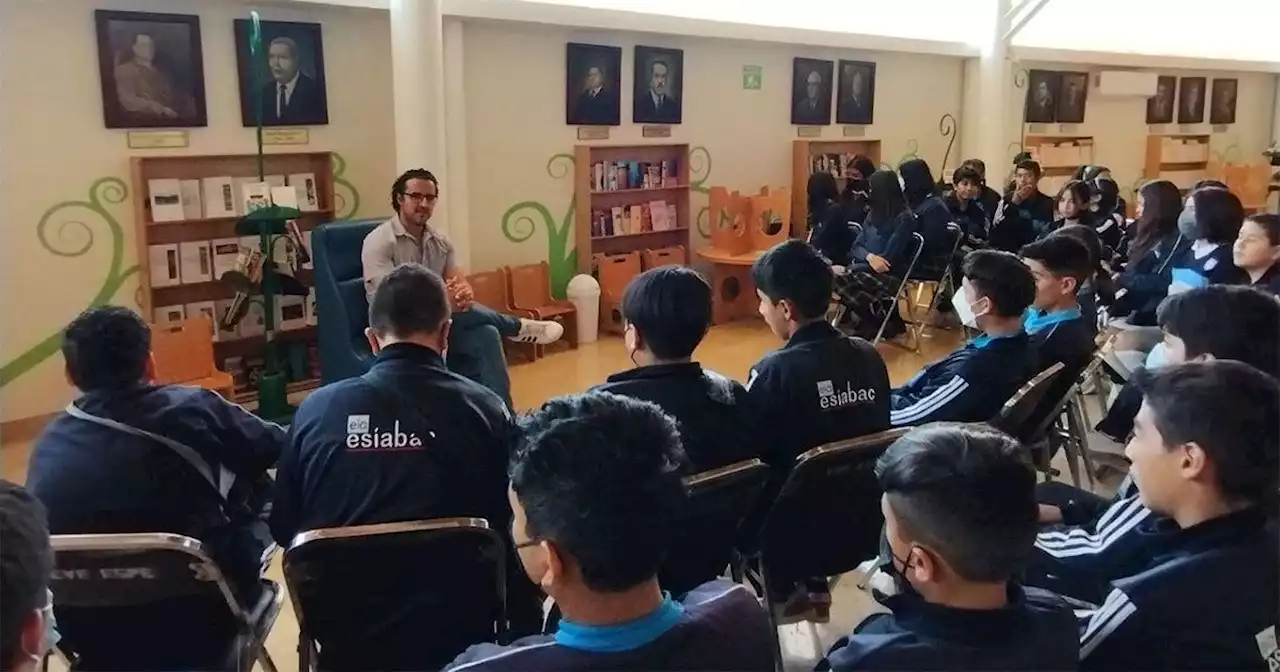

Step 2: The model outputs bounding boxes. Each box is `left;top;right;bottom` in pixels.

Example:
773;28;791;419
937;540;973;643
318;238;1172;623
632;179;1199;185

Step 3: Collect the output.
632;45;684;125
1177;76;1207;124
1024;69;1060;124
835;60;876;125
1209;78;1238;125
1055;71;1089;124
234;19;330;127
95;9;207;129
790;57;834;126
1146;75;1176;124
565;42;623;126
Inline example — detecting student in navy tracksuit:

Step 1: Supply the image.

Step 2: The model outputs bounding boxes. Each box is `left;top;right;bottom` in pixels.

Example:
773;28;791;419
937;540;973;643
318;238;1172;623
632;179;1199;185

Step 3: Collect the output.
1111;178;1183;281
834;169;920;340
747;240;891;466
806;171;856;267
1074;362;1278;671
446;392;775;671
1233;213;1280;295
1165;186;1244;296
272;264;538;670
819;424;1078;670
890;250;1038;426
1088;176;1126;254
1049;224;1115;331
592;266;762;474
946;164;991;246
989;160;1055;253
27;306;283;607
900;158;954;269
960;158;1004;230
1046;180;1096;239
1020;235;1097;377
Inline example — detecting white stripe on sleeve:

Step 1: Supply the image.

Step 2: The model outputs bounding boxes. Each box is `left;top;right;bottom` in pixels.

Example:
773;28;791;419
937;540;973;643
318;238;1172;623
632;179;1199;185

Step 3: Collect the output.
1035;498;1151;557
891;377;969;426
1079;588;1137;659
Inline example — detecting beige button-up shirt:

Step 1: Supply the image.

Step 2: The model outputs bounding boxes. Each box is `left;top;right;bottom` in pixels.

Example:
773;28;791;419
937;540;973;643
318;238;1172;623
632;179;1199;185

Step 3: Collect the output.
361;214;456;297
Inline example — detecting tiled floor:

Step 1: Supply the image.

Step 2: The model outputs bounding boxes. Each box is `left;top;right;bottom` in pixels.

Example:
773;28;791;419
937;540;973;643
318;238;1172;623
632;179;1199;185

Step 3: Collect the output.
5;321;1124;671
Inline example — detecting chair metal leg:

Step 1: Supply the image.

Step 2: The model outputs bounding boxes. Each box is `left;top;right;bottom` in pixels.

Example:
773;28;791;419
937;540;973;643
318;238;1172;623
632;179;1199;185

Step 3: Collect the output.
257;648;280;672
1068;399;1098;490
757;555;784;672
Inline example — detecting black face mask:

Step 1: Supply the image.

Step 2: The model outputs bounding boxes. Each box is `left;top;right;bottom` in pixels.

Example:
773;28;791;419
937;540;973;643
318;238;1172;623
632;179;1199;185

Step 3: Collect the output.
871;545;923;605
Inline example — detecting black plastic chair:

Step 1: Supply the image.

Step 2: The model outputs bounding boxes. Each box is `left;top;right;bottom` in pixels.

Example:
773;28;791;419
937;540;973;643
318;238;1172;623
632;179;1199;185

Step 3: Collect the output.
49;533;283;672
744;428;910;669
661;458;771;597
284;518;509;672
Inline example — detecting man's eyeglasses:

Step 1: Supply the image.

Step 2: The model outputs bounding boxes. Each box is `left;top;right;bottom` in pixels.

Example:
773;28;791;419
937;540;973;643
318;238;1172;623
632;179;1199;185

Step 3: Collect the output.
510;519;541;550
403;191;438;204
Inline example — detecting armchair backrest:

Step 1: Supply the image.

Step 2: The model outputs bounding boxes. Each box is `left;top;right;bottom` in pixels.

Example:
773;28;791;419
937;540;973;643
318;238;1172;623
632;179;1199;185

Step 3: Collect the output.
507;262;554;310
991;362;1066;438
284;517;509;671
757;428;909;581
312;218;382;383
661;458;770;596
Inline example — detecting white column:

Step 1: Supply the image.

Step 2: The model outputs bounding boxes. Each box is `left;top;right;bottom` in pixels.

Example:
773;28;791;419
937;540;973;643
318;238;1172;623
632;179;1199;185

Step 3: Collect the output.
442;19;471;269
390;0;449;238
1271;74;1280;147
975;0;1013;176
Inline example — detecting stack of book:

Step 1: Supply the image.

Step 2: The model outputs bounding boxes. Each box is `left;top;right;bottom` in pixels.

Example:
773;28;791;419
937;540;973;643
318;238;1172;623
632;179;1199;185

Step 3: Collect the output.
591;159;679;191
146;172;320;222
589;200;679;238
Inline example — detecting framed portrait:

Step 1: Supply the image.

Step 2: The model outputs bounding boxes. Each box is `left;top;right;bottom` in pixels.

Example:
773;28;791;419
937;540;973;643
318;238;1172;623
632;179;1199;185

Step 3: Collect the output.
633;46;683;124
1178;76;1206;124
566;43;622;126
1056;71;1089;124
1146;75;1176;124
1024;69;1060;124
835;60;876;125
94;10;207;129
1210;78;1238;125
791;58;834;126
234;20;329;127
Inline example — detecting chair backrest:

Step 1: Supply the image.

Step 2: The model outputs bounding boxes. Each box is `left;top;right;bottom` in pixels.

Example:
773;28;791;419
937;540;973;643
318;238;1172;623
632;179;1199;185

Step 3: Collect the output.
150;317;217;384
757;428;909;581
284;518;509;671
507;262;554;310
991;362;1066;437
661;459;770;596
595;251;643;301
469;268;512;311
49;533;245;667
642;245;687;269
912;222;963;281
312;219;381;383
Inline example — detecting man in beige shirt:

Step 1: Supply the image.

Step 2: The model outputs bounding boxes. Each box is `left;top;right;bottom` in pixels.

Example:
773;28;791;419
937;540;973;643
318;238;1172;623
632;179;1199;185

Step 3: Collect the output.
363;169;562;405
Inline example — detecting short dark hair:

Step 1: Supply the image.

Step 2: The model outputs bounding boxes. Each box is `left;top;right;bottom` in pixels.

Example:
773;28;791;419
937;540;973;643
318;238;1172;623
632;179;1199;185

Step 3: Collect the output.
952;165;982;186
1247;213;1280;245
0;480;52;666
1156;285;1280;377
751;239;832;321
511;392;687;592
877;424;1037;583
390;168;439;212
1056;179;1091;207
1020;234;1093;287
960;158;987;179
961;250;1036;318
1190;179;1228;193
1015;159;1042;180
62;306;151;392
621;266;711;360
368;264;450;337
1191;187;1244;244
1132;361;1280;505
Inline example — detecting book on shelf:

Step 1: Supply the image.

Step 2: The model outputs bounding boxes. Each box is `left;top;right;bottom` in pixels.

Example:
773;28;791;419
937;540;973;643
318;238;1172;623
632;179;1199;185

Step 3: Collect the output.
148;244;181;288
231;177;256;215
270;185;299;210
305;287;318;326
592;158;681;191
650;201;669;231
185;301;217;338
611;206;626;235
178;240;212;284
275;294;308;331
211;237;242;281
178;180;203;220
148;179;184;222
809;152;863;179
239;295;266;338
202;177;236;218
241;181;272;216
153;304;185;326
215;298;241;340
288;172;320;212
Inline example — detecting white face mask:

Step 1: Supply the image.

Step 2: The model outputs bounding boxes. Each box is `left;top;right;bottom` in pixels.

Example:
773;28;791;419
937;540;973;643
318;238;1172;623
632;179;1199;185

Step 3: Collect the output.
951;291;979;328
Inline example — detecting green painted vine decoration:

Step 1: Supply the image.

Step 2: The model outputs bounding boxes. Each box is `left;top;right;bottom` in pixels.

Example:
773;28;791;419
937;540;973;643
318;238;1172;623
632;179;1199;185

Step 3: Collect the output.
688;146;713;238
0;177;140;387
332;151;361;218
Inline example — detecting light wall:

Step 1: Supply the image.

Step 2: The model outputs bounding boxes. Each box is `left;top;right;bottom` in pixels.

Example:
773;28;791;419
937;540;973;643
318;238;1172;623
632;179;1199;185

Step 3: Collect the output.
1011;62;1276;198
462;19;966;275
0;0;395;424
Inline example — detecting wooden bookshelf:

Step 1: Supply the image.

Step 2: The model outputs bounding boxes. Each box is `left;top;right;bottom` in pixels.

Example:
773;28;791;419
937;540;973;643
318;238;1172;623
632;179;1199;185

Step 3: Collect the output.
790;139;882;237
1143;134;1211;192
573;143;691;274
130;151;334;398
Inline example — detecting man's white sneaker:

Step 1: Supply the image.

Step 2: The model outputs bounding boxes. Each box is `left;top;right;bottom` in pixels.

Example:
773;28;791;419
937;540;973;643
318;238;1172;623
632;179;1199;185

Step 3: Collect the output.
510;318;564;345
